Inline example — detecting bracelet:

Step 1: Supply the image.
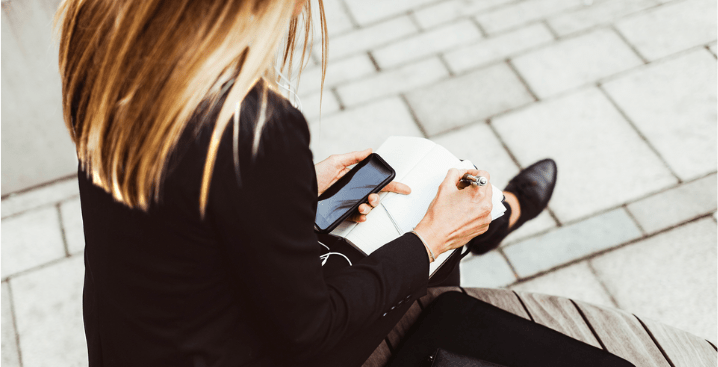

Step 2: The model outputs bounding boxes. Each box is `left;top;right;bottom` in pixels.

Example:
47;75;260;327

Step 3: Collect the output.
410;230;435;263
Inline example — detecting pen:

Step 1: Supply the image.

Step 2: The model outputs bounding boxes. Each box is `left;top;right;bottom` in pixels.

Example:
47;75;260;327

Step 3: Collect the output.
460;173;488;186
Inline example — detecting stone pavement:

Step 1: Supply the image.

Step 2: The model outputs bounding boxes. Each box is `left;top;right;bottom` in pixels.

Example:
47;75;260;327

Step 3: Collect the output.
1;0;716;365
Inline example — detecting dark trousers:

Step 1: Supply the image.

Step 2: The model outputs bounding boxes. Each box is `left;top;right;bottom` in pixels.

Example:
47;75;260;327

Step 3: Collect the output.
308;200;511;367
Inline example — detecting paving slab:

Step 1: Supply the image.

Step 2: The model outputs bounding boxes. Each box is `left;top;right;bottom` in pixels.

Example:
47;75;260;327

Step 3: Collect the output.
615;0;717;61
2;282;20;367
627;174;717;235
430;122;520;189
475;0;585;34
309;97;423;163
413;0;515;30
1;0;79;195
511;28;643;99
502;210;557;246
510;261;615;307
336;57;449;108
2;207;67;279
311;0;354;36
547;0;659;37
371;20;482;69
443;23;554;74
298;54;377;97
11;255;86;367
313;16;419;61
504;208;642;278
2;178;79;219
299;89;341;121
709;43;716;57
602;49;717;181
406;63;533;137
590;218;717;342
460;250;517;288
343;0;438;26
60;198;85;255
492;88;677;223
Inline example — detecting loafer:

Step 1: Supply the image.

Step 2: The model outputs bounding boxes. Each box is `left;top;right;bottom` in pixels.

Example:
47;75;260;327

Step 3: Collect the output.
469;159;557;255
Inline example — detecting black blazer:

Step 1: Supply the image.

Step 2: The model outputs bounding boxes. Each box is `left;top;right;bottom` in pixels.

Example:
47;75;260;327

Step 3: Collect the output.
79;85;430;367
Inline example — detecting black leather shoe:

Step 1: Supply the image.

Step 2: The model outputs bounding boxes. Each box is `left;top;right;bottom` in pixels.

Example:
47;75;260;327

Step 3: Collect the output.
469;159;557;255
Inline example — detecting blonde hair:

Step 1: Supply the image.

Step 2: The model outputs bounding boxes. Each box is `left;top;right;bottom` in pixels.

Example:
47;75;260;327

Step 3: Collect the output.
55;0;327;216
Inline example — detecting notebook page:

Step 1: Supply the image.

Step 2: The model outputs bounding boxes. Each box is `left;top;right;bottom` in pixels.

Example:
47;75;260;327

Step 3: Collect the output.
374;136;437;201
380;144;461;234
343;205;402;255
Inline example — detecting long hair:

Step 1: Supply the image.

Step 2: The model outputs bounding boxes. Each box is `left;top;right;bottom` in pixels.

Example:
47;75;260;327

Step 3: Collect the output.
55;0;327;216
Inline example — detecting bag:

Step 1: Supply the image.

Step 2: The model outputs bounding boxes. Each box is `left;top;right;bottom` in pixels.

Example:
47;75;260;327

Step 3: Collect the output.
389;292;634;367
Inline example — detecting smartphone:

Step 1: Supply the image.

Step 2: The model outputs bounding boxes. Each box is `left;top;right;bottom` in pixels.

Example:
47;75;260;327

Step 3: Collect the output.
314;153;396;234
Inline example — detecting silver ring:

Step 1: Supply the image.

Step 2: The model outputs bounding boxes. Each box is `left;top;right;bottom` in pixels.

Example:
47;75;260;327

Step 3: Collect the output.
476;176;488;186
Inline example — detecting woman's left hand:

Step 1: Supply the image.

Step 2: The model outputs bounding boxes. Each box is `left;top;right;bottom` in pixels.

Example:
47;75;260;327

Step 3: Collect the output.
315;148;411;223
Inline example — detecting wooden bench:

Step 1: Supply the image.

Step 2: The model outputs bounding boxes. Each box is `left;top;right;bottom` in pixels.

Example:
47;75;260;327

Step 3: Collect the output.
363;287;717;367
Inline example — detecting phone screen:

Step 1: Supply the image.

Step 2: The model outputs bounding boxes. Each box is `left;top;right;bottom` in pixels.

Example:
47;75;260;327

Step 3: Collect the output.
315;155;394;232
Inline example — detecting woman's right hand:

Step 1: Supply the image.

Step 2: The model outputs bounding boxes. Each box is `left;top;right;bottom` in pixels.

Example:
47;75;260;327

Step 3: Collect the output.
413;168;493;260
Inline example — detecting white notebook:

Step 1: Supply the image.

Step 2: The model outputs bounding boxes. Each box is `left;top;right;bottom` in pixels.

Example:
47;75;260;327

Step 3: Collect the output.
330;136;506;276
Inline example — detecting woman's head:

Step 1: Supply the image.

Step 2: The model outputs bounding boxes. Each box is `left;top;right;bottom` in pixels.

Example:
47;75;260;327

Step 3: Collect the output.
55;0;326;215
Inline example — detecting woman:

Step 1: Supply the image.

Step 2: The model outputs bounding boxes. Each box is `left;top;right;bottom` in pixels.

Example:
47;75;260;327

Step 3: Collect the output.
56;0;555;366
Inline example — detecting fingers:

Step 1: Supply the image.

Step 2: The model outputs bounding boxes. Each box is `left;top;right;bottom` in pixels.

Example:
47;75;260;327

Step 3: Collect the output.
440;168;463;190
350;196;377;223
367;193;380;207
381;181;411;195
336;148;372;166
463;169;491;183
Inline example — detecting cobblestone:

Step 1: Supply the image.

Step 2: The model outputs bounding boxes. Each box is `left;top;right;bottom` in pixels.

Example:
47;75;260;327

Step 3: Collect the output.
430;122;520;189
313;16;419;61
299;89;341;121
413;0;515;30
309;97;423;163
627;174;717;235
2;282;20;367
602;49;717;181
298;54;376;97
492;88;677;223
547;0;658;37
406;63;533;136
343;0;438;26
615;0;717;61
371;20;482;69
2;178;79;219
443;23;554;74
504;208;642;278
460;250;517;288
510;261;614;307
2;207;66;279
10;256;86;367
511;28;643;98
475;0;584;34
591;218;717;342
336;57;449;108
60;198;85;255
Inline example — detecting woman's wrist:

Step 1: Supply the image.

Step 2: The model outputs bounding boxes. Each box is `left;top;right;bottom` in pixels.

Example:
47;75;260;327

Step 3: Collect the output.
412;226;443;263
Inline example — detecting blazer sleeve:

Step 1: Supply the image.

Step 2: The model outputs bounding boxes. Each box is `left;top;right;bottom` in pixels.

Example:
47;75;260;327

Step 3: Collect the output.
206;106;430;361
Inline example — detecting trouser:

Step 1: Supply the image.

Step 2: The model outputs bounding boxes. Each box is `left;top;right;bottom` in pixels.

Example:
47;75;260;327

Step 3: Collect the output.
306;199;512;367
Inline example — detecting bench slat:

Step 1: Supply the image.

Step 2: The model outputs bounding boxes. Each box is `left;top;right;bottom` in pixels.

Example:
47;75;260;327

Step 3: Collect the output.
462;287;530;320
515;291;602;349
361;340;392;367
574;301;670;367
638;316;717;367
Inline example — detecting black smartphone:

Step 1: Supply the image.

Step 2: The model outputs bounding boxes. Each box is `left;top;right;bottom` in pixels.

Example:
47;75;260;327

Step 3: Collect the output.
314;153;396;234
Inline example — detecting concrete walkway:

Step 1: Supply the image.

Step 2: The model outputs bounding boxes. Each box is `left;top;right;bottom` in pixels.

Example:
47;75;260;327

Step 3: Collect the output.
2;0;716;365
